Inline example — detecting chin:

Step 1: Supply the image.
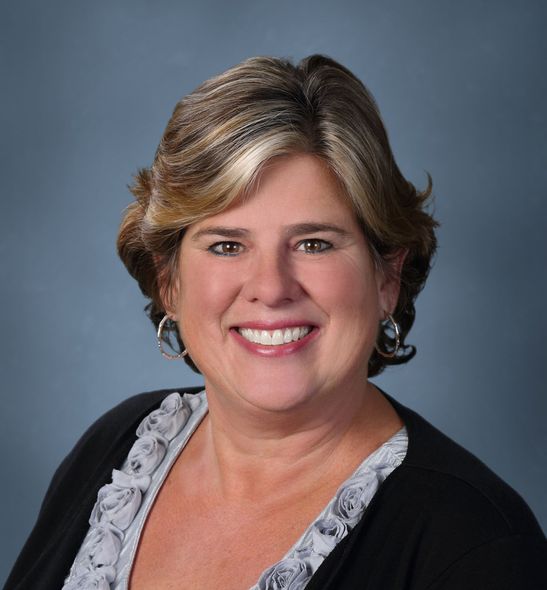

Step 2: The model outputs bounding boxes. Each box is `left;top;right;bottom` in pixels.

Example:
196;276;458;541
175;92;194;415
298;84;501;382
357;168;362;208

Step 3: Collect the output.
230;369;329;414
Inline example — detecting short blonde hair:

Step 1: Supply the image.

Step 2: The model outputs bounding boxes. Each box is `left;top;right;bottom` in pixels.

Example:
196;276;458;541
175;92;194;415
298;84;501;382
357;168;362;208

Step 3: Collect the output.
118;54;437;376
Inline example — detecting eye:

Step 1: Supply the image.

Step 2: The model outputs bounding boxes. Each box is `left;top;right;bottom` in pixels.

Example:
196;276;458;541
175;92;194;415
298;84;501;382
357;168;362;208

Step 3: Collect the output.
296;238;333;254
208;241;244;256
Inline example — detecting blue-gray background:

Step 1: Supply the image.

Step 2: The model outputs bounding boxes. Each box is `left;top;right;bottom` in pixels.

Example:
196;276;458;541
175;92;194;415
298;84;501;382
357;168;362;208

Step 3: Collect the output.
1;0;546;584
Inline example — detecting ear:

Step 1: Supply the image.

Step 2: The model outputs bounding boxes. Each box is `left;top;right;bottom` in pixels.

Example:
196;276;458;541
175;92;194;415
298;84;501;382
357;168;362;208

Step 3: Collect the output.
377;248;408;316
153;253;179;320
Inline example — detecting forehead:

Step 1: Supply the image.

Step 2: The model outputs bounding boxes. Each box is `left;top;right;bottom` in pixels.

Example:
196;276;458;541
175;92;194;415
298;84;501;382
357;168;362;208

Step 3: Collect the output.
187;154;361;234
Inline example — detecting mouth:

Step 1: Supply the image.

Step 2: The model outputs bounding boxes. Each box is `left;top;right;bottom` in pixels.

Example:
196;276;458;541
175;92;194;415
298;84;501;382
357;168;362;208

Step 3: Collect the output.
236;326;314;346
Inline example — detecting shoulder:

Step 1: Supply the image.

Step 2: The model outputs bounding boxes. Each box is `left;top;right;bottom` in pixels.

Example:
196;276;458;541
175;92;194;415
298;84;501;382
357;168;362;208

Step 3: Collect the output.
44;386;203;502
388;395;543;539
345;395;547;588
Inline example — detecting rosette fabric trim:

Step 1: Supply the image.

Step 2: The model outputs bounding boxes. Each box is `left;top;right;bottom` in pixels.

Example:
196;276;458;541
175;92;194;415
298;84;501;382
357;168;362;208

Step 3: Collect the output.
62;392;202;590
253;428;408;590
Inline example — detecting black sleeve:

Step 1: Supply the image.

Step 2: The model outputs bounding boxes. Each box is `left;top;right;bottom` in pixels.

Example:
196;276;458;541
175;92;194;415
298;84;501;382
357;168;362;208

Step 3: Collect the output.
426;534;547;590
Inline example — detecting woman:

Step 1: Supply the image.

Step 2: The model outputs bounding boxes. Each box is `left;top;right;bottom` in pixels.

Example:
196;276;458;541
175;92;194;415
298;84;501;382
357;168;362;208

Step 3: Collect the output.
5;55;545;590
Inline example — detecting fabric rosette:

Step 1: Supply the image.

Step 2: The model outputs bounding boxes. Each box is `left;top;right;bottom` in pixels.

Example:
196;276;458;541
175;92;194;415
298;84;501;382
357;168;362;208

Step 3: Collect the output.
136;392;191;441
258;557;312;590
126;434;167;476
305;517;349;556
90;482;142;531
331;475;376;527
76;524;123;571
112;468;151;493
63;568;114;590
182;391;203;411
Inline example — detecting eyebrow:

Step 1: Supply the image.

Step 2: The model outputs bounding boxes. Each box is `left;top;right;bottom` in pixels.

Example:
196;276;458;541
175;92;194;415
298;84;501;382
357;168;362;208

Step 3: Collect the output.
191;226;250;241
284;223;352;239
190;222;352;242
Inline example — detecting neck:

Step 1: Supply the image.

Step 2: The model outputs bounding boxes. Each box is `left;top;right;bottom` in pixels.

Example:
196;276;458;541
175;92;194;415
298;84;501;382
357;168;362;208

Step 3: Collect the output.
195;380;401;501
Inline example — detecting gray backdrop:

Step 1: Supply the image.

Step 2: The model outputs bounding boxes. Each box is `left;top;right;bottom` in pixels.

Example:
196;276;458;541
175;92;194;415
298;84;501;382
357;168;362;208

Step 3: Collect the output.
1;0;546;584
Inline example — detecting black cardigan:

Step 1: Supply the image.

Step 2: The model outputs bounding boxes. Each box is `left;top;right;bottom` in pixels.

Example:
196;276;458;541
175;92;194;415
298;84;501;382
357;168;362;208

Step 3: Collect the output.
4;387;546;589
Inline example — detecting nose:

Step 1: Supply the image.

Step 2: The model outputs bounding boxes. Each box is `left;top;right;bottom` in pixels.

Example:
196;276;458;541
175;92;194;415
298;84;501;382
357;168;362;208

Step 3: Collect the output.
241;249;303;307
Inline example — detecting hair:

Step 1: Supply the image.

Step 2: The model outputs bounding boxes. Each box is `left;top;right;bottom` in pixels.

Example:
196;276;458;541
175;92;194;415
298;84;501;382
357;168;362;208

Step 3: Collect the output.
117;54;438;377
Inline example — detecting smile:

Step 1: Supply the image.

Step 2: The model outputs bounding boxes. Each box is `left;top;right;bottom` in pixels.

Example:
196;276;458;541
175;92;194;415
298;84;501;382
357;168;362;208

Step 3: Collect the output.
237;326;313;346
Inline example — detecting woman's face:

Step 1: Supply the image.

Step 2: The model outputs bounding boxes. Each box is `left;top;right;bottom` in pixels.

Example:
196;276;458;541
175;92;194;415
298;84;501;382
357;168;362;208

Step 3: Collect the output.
170;154;402;414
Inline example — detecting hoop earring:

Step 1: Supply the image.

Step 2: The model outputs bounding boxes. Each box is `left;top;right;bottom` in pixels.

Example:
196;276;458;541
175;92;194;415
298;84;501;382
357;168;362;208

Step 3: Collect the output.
375;313;401;359
157;315;188;360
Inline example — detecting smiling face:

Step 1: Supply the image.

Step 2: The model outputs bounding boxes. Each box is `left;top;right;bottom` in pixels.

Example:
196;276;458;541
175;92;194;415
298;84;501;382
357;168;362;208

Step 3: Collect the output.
168;154;402;415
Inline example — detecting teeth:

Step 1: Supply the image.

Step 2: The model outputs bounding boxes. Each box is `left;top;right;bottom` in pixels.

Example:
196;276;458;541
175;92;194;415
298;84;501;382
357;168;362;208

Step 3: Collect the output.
238;326;312;346
272;329;283;345
260;330;272;345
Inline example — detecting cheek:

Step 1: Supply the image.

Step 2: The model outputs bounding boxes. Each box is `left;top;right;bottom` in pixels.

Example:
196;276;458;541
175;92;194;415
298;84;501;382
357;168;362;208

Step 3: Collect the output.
305;255;382;315
177;257;238;327
313;259;382;375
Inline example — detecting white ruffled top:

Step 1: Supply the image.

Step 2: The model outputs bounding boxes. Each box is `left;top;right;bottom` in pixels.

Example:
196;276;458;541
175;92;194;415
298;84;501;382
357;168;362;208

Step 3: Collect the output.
62;390;407;590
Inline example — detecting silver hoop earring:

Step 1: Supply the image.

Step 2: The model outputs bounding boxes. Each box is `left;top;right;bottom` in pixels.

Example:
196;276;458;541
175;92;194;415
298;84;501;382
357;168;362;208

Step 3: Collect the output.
375;313;401;359
157;315;188;360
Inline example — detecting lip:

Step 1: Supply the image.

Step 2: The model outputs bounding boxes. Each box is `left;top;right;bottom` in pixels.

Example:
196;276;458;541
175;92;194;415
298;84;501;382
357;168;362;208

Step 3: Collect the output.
230;324;319;357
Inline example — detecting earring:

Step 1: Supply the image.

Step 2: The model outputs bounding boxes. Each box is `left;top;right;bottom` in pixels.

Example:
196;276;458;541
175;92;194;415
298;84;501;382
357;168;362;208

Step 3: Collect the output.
375;313;401;359
157;315;188;360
